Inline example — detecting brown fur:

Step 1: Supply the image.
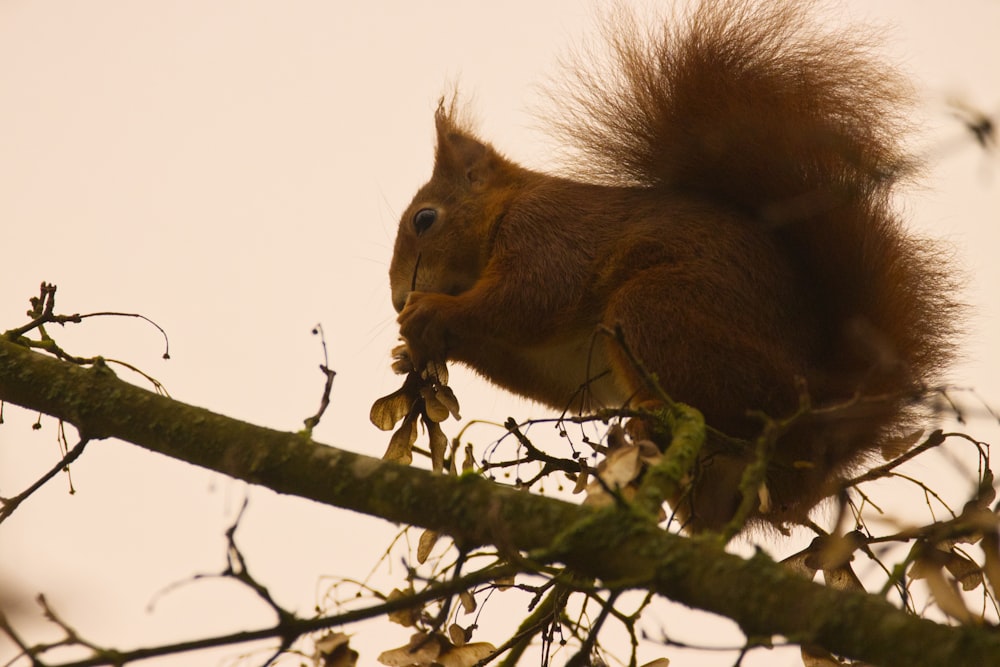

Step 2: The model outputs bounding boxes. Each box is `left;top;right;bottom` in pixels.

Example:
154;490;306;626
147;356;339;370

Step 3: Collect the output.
388;0;959;531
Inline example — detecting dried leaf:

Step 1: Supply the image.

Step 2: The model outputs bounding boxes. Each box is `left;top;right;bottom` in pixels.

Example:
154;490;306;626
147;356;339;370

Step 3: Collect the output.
822;565;864;591
599;445;642;488
908;551;941;580
571;469;590;495
781;549;818;580
417;529;440;564
583;444;644;507
915;557;975;623
383;413;418;465
412;370;461;425
427;420;447;473
448;437;459;475
377;633;441;666
386;588;420;627
459;590;477;613
981;469;997;506
966;468;997;512
315;632;351;654
423;359;449;384
323;648;358;667
805;532;864;572
315;632;359;667
422;386;452;423
390;344;414;375
494;574;515;590
981;533;1000;599
462;444;476;473
639;660;671;667
944;550;984;591
438;642;497;667
370;387;415;431
448;623;467;646
434;385;461;420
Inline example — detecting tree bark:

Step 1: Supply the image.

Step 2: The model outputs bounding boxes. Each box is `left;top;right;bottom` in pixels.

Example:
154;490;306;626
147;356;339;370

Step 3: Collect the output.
1;336;997;667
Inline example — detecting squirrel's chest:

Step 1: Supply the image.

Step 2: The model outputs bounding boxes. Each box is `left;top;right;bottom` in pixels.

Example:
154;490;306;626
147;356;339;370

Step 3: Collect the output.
467;331;626;413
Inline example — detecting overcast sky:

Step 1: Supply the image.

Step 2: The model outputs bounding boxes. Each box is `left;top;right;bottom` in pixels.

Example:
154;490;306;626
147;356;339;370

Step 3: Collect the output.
1;2;998;666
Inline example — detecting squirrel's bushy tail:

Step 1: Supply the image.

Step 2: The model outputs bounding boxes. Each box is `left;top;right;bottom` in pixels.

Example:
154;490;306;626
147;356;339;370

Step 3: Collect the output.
551;0;957;408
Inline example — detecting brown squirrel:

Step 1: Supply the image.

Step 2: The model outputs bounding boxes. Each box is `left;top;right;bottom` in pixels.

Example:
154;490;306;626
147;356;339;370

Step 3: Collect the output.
387;0;958;531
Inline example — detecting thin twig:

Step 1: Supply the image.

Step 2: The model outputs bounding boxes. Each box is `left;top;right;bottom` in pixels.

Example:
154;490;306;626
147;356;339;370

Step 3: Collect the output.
303;324;336;435
0;438;90;524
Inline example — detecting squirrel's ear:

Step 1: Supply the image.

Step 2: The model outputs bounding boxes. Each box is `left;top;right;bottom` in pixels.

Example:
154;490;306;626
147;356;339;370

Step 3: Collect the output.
433;112;496;189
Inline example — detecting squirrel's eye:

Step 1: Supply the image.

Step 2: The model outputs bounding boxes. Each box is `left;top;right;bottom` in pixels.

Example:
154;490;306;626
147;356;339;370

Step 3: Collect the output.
413;208;438;236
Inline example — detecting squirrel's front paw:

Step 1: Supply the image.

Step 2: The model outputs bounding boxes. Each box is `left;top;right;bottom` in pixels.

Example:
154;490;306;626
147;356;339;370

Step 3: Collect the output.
397;291;451;370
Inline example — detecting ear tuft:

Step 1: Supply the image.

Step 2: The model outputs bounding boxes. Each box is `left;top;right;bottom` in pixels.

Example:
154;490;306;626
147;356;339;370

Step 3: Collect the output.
433;96;494;187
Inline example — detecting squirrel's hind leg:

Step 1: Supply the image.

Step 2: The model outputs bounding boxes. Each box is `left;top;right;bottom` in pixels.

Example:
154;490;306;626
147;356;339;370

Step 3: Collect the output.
600;266;808;531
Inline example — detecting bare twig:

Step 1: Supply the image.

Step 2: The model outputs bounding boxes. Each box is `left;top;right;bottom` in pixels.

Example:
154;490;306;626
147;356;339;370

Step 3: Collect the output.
12;559;524;667
302;324;336;435
0;438;90;524
5;283;170;361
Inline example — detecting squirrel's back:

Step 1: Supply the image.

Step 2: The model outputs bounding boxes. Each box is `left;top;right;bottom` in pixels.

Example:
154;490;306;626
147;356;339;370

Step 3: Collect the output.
551;0;955;389
389;0;960;530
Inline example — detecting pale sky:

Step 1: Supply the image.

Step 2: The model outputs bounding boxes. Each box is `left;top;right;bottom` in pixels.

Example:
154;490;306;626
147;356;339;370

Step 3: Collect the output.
1;2;998;666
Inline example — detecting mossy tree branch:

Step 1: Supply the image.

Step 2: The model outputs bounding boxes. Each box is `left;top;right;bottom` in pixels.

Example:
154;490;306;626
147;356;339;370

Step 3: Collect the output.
1;336;998;667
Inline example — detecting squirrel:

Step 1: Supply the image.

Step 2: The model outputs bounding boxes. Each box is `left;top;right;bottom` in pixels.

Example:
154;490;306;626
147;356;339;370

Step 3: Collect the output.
387;0;959;532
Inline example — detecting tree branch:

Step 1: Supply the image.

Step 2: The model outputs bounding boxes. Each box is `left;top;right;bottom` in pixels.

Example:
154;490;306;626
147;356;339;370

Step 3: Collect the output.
2;336;999;667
